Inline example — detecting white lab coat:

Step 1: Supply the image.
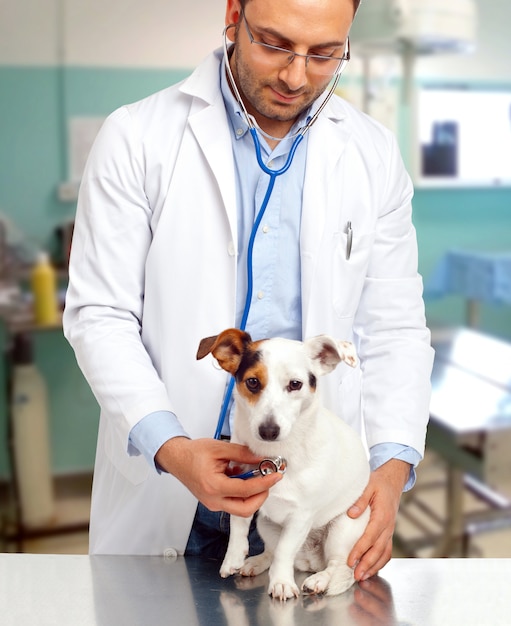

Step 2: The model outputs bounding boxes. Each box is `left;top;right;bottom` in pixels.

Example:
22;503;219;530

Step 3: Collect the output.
63;49;434;555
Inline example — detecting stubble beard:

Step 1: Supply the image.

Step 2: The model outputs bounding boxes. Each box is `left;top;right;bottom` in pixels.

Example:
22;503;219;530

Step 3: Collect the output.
231;46;330;131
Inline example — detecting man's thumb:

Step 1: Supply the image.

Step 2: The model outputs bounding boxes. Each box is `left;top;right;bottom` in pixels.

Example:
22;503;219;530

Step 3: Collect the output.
347;493;369;518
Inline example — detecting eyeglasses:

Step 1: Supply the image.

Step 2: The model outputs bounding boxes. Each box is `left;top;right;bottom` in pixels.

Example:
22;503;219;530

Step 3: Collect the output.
241;12;350;77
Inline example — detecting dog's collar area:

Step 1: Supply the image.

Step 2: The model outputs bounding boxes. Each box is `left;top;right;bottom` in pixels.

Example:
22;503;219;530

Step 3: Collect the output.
230;456;287;480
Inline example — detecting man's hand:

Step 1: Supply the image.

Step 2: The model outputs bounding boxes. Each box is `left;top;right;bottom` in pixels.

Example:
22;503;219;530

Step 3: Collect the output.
155;437;282;517
347;459;410;581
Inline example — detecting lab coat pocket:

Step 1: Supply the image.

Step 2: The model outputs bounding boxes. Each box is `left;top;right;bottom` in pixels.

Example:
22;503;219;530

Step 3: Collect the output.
104;420;150;486
332;230;375;319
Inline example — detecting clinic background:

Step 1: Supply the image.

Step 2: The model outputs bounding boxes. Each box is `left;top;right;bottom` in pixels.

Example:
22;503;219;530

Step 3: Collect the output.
0;1;510;550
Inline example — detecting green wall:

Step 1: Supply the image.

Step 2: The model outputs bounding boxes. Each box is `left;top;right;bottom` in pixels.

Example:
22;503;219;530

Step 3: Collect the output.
0;66;191;246
1;66;510;478
0;66;190;478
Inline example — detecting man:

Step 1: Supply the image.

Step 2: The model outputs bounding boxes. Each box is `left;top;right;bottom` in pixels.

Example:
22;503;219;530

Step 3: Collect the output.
64;0;433;584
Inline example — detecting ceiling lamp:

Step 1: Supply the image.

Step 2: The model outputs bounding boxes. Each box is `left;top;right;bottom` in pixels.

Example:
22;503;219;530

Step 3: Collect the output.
350;0;478;56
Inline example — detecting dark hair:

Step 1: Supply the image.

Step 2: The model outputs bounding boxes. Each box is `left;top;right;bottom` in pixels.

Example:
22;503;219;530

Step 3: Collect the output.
239;0;361;15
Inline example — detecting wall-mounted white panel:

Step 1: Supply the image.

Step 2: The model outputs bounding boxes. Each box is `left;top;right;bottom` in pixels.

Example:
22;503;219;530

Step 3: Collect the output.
1;0;511;80
63;0;225;68
0;0;59;65
415;0;511;80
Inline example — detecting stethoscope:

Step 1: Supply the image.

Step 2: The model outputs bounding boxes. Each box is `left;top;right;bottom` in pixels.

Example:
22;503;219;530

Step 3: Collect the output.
230;456;287;480
214;24;349;442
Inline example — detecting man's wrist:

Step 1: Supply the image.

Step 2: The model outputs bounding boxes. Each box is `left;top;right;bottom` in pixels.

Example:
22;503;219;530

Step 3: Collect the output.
155;436;191;475
375;458;411;491
369;443;421;492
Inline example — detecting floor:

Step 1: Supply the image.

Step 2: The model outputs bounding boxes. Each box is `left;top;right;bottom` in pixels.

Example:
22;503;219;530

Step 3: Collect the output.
0;473;92;555
1;450;511;557
394;450;511;558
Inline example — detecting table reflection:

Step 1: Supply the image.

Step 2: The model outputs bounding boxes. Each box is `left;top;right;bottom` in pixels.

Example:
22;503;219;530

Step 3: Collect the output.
90;556;398;626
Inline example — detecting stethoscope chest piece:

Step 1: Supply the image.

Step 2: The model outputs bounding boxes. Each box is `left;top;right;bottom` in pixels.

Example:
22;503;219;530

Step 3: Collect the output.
230;456;287;479
259;456;287;475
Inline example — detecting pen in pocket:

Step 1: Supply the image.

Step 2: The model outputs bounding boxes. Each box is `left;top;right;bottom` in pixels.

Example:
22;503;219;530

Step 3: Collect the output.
346;221;353;260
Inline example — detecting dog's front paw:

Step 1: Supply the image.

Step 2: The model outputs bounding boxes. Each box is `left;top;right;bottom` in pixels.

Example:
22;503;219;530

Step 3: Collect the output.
239;552;272;577
268;580;300;601
303;567;355;596
302;570;331;595
220;553;246;578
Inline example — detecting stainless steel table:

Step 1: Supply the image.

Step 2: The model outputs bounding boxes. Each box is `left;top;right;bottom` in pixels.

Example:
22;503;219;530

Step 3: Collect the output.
399;327;511;556
1;554;511;626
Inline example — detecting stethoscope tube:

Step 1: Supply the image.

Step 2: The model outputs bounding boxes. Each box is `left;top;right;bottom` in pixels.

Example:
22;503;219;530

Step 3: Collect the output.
214;26;348;439
249;128;305;178
213;130;304;440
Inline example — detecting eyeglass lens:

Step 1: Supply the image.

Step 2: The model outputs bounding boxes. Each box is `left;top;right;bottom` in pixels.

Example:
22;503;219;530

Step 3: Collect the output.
242;13;349;76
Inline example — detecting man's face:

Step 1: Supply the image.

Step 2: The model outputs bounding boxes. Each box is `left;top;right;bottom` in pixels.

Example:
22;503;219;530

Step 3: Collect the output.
226;0;353;137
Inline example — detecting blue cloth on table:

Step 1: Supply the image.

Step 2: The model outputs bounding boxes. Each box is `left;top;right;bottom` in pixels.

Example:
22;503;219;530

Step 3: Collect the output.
425;250;511;305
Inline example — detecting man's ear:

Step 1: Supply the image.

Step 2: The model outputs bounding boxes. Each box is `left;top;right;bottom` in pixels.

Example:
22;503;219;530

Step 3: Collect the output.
225;0;243;41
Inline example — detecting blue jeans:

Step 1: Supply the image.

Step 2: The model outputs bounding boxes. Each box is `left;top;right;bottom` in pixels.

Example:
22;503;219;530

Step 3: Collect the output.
184;502;264;559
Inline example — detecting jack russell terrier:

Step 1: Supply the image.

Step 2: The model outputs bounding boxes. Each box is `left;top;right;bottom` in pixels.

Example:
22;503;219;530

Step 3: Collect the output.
197;329;370;600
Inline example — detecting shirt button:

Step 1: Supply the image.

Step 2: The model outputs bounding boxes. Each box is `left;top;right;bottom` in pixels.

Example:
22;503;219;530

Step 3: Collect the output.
257;291;264;300
236;128;243;137
262;225;270;234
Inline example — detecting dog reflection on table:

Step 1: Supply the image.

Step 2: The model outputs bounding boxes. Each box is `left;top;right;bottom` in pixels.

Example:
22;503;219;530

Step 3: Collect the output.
219;572;398;626
197;329;370;601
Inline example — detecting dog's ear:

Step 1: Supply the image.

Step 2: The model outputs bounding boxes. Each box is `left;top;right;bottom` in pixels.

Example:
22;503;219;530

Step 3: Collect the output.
305;335;357;375
196;335;219;360
196;328;252;375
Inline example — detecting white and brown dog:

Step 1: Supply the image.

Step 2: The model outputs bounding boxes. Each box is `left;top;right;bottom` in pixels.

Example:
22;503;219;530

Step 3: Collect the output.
197;329;370;600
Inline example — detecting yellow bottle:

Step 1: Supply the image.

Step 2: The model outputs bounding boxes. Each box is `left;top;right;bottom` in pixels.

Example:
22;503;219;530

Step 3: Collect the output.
31;252;59;325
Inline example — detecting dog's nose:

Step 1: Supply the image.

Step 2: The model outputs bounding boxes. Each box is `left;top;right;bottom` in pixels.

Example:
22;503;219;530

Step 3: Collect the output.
259;420;280;441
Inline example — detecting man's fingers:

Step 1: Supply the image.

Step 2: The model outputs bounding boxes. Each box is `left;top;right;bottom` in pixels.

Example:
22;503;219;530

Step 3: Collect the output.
348;517;380;568
221;471;283;498
202;473;282;517
355;540;393;581
222;491;270;517
352;529;393;581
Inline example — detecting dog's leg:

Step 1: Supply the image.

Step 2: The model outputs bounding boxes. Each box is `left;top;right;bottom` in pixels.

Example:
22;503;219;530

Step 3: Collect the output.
266;517;313;600
302;508;370;596
220;514;253;578
238;514;279;577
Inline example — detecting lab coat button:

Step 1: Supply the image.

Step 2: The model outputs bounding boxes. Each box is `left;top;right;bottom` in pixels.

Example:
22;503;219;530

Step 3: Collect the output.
163;547;178;561
227;242;235;256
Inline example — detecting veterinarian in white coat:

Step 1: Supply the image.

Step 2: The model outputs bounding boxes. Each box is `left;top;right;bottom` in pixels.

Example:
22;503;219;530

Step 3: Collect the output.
64;0;434;582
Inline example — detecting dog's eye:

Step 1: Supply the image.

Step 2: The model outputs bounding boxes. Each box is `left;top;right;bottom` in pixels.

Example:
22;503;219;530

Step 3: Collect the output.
287;380;303;392
245;378;261;393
